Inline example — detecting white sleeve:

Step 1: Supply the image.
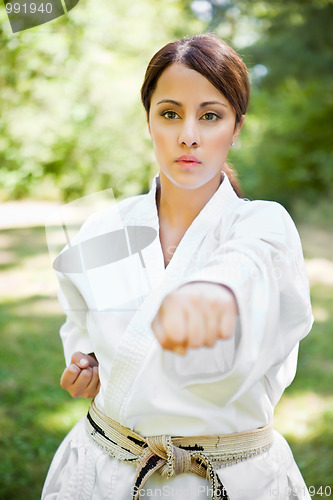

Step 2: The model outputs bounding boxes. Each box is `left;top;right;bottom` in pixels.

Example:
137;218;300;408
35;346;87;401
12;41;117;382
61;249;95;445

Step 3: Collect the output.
56;271;94;366
161;201;313;390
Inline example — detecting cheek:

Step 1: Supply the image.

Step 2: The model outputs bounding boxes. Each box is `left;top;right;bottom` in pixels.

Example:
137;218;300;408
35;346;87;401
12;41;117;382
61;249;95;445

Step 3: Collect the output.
209;135;232;155
151;127;174;153
206;131;232;152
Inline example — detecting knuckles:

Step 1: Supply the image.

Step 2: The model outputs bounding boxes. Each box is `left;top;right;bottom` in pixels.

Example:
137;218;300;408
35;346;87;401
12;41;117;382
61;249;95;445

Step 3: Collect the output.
153;285;236;353
70;351;85;364
159;293;179;315
60;357;100;399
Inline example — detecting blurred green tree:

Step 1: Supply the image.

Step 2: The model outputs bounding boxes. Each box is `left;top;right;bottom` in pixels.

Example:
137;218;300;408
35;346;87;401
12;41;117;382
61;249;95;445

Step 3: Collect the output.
0;0;203;201
206;0;333;208
1;0;332;209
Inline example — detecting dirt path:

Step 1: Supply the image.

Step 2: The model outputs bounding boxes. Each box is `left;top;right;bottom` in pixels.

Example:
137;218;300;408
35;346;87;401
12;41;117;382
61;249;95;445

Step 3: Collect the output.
1;200;332;287
0;200;61;229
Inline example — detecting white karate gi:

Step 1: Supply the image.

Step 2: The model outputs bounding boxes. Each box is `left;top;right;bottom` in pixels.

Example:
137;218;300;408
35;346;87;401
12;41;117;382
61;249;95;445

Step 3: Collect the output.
42;173;313;500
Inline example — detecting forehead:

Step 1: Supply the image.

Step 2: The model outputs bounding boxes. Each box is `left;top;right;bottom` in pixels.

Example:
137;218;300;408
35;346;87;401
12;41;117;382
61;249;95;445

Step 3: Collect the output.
151;63;231;107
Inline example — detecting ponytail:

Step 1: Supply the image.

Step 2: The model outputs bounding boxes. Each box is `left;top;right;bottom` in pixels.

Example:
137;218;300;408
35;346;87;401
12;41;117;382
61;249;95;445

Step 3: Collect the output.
222;163;242;197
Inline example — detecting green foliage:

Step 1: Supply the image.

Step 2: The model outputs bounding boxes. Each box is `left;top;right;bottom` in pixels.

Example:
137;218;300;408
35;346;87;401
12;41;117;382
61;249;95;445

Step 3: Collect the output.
227;0;333;209
0;0;332;212
0;0;203;201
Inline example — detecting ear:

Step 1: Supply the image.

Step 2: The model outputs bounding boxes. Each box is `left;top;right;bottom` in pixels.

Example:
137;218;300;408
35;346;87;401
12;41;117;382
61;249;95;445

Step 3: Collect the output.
147;113;151;136
233;115;245;142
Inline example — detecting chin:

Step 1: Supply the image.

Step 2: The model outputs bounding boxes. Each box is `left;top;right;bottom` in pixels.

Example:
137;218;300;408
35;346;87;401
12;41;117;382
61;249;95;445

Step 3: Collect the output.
162;168;220;190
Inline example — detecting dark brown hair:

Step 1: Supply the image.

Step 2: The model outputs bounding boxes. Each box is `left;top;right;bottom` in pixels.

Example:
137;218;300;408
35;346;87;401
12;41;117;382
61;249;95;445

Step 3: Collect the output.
141;33;250;196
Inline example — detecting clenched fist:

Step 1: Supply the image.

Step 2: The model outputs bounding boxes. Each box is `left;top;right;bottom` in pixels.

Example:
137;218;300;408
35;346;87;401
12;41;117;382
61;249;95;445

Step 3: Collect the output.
151;282;238;355
60;351;100;399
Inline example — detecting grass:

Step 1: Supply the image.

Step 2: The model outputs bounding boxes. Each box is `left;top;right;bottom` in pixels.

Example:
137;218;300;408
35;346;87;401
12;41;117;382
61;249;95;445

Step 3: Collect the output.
274;281;333;493
0;209;332;499
0;226;90;500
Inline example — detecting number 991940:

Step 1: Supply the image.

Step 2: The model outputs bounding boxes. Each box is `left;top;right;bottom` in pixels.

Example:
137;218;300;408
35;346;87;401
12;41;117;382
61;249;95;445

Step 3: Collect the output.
5;2;53;14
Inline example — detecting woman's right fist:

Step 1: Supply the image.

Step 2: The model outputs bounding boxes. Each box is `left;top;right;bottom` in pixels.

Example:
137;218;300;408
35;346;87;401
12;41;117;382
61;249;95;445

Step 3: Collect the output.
60;351;100;399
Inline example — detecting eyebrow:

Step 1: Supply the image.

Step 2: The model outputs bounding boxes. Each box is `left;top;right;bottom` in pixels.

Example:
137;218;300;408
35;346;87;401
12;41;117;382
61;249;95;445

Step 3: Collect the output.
157;99;228;109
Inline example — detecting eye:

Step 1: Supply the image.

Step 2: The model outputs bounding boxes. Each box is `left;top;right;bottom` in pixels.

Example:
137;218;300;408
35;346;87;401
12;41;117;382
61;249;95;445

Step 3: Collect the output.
161;110;179;120
201;112;220;121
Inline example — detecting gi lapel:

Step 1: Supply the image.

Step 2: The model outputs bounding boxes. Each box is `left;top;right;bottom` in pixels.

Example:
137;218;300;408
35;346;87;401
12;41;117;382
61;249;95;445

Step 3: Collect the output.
104;174;240;419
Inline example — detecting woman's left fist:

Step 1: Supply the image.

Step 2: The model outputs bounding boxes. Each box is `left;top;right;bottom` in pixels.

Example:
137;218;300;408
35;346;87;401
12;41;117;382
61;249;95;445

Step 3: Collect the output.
151;282;238;355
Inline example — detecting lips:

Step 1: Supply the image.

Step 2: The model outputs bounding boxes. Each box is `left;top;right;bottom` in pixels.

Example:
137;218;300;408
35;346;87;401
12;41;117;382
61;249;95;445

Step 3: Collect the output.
175;155;201;165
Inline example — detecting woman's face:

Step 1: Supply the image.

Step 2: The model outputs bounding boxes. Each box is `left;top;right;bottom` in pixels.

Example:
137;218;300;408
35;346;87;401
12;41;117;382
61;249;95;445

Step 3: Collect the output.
148;63;244;191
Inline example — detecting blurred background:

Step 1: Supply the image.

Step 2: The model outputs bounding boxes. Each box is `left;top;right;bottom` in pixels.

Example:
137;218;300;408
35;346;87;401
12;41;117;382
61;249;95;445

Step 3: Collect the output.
0;0;332;498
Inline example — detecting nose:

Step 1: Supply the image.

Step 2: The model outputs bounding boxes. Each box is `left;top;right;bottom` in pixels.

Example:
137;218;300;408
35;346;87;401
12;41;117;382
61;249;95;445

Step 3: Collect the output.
178;118;200;148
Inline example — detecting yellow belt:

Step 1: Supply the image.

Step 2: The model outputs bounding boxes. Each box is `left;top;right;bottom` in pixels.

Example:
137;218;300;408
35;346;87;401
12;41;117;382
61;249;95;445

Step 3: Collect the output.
86;400;273;500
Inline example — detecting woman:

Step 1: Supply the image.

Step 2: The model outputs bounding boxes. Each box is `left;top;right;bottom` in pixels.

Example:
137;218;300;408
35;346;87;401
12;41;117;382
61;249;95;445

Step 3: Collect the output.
42;34;313;499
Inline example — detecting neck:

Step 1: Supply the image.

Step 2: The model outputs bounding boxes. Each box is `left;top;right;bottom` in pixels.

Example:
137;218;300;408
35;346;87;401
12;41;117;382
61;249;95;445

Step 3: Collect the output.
157;171;222;229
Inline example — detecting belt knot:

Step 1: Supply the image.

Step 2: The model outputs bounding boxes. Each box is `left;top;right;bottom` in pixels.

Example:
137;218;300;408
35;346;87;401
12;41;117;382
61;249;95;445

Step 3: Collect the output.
145;435;192;477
